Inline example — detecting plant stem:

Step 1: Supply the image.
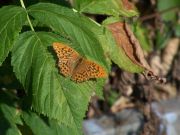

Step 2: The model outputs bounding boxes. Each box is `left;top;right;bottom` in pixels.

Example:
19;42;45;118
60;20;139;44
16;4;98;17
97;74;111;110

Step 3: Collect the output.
20;0;35;31
140;6;179;22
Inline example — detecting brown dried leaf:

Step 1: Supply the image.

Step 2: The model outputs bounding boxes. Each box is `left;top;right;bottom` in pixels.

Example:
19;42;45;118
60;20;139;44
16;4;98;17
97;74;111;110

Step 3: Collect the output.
122;0;135;10
162;38;180;75
107;22;166;83
111;96;134;113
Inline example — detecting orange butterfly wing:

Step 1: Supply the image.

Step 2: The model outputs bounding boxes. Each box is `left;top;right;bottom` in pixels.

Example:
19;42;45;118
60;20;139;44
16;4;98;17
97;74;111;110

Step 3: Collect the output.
53;42;107;82
72;59;107;82
53;42;80;77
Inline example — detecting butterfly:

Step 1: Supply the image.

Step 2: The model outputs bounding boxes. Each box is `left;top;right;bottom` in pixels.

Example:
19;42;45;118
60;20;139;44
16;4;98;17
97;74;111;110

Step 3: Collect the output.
52;42;107;82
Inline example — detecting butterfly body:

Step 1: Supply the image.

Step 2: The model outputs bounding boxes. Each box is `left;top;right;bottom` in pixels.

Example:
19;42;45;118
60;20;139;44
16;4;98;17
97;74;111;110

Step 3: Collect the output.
53;42;107;82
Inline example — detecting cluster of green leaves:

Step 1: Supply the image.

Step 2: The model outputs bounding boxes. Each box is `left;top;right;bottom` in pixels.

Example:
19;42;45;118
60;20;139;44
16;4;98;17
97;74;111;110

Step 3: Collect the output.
0;0;143;135
156;0;180;49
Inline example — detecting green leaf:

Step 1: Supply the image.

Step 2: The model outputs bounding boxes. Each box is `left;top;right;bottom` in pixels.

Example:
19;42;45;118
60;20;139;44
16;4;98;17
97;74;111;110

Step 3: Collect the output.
155;23;172;49
28;3;108;70
102;16;122;25
27;3;144;73
22;112;54;135
0;91;22;135
175;23;180;37
22;111;80;135
73;0;139;17
27;2;109;97
108;90;119;106
49;120;79;135
133;23;152;52
0;6;26;66
158;0;180;21
11;32;104;134
98;27;144;73
24;0;71;7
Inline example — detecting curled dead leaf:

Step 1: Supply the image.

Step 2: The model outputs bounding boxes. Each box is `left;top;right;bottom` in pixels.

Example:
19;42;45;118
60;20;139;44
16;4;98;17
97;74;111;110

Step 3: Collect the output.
107;22;166;83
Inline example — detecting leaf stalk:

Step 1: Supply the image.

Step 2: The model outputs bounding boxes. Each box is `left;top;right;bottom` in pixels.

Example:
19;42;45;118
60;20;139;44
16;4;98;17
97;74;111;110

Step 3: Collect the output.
20;0;35;31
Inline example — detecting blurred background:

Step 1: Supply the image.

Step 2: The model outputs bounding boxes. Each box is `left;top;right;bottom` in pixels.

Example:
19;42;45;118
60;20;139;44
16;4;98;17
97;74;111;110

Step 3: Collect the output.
81;0;180;135
0;0;180;135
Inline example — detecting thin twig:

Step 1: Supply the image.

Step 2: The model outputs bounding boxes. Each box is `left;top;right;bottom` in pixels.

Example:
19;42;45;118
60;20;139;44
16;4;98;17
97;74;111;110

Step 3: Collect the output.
140;6;179;22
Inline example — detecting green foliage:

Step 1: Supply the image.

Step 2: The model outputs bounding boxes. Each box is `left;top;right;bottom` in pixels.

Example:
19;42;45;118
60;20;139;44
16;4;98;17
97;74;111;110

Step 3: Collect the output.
0;90;80;135
0;6;26;65
22;112;79;135
72;0;139;17
175;24;180;37
98;27;144;73
0;1;146;134
12;31;106;134
27;3;108;69
155;0;179;49
155;23;173;49
0;91;23;135
107;90;119;106
158;0;180;21
133;23;152;52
